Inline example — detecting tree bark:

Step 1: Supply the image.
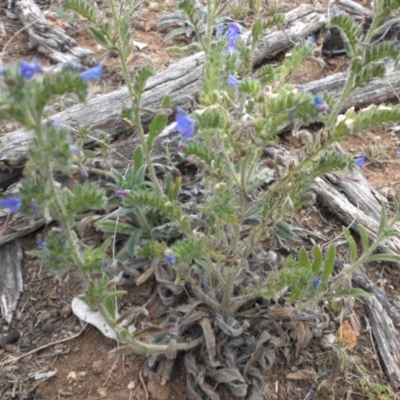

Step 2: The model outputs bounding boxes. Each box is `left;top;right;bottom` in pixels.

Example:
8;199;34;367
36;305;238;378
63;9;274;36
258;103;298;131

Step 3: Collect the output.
11;0;96;66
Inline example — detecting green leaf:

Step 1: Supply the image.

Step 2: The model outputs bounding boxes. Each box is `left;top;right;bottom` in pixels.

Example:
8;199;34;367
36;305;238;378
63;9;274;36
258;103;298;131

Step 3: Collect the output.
378;204;388;236
275;221;294;240
163;27;191;43
133;65;155;101
95;219;134;235
358;224;370;252
311;246;323;274
364;41;398;65
330;14;362;57
87;25;116;50
157;14;186;26
110;168;124;185
82;149;97;159
288;287;301;304
366;253;400;263
322;244;336;282
251;18;263;43
64;0;98;23
147;114;168;150
133;145;144;173
298;248;311;270
161;95;171;109
343;227;357;263
327;288;371;299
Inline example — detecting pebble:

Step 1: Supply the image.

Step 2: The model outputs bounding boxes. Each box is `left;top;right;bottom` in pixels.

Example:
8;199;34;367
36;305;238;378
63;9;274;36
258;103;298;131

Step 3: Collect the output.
20;337;32;349
42;322;54;334
92;360;103;374
59;306;72;318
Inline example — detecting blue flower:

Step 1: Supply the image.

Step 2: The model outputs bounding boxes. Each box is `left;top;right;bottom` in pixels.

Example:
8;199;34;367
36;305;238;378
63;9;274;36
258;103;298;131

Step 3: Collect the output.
79;62;104;81
227;73;239;87
331;4;345;15
36;239;47;250
313;96;329;114
226;23;240;43
226;23;241;53
0;197;22;214
175;108;195;142
69;145;80;155
311;279;321;289
31;200;40;215
397;146;400;157
355;155;366;168
165;255;176;265
306;35;316;43
19;60;43;80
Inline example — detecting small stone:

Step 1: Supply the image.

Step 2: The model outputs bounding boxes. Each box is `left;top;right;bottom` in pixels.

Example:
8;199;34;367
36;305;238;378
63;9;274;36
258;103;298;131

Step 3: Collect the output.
42;322;54;334
372;135;382;144
92;360;103;374
67;371;77;381
1;330;20;346
59;306;72;318
321;333;337;349
97;387;107;397
54;343;64;353
20;337;32;349
4;344;16;353
128;381;136;390
73;325;82;332
78;371;87;378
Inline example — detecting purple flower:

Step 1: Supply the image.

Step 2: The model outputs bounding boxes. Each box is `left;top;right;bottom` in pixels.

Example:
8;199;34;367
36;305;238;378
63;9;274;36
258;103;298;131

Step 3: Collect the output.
0;197;22;214
226;23;241;53
19;60;43;81
115;189;131;198
313;96;329;114
226;23;240;43
165;255;176;265
311;279;321;289
227;73;239;87
36;239;47;250
306;35;316;43
175;108;195;142
79;62;104;81
355;155;366;168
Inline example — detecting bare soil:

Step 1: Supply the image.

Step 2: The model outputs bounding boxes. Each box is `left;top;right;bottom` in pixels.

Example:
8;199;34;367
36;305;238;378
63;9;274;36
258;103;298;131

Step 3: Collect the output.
1;0;400;399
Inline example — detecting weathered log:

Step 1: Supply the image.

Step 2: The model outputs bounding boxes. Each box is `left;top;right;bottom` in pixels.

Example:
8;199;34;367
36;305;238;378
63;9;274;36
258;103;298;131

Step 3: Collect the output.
11;0;96;66
335;0;374;18
365;296;400;389
352;268;400;328
0;4;326;170
0;240;23;324
312;175;400;255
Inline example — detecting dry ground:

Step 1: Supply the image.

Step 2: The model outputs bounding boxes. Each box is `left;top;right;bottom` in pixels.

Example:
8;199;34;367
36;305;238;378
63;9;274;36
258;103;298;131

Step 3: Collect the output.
1;0;400;399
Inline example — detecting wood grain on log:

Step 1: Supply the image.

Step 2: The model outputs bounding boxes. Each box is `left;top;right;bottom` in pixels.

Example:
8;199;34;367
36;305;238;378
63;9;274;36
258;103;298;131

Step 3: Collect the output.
0;240;23;324
13;0;96;66
0;5;325;169
365;296;400;389
336;0;374;18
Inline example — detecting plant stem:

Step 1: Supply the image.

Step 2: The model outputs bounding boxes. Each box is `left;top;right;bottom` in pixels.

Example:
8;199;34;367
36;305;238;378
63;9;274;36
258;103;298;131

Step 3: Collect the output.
109;0;164;197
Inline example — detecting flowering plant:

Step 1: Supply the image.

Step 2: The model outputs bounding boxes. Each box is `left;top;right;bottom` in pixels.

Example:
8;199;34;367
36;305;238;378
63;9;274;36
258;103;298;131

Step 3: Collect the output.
2;0;400;397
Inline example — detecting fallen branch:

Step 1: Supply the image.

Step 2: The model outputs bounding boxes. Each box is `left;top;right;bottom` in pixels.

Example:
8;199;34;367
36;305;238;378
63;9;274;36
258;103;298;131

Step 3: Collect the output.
0;4;326;169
